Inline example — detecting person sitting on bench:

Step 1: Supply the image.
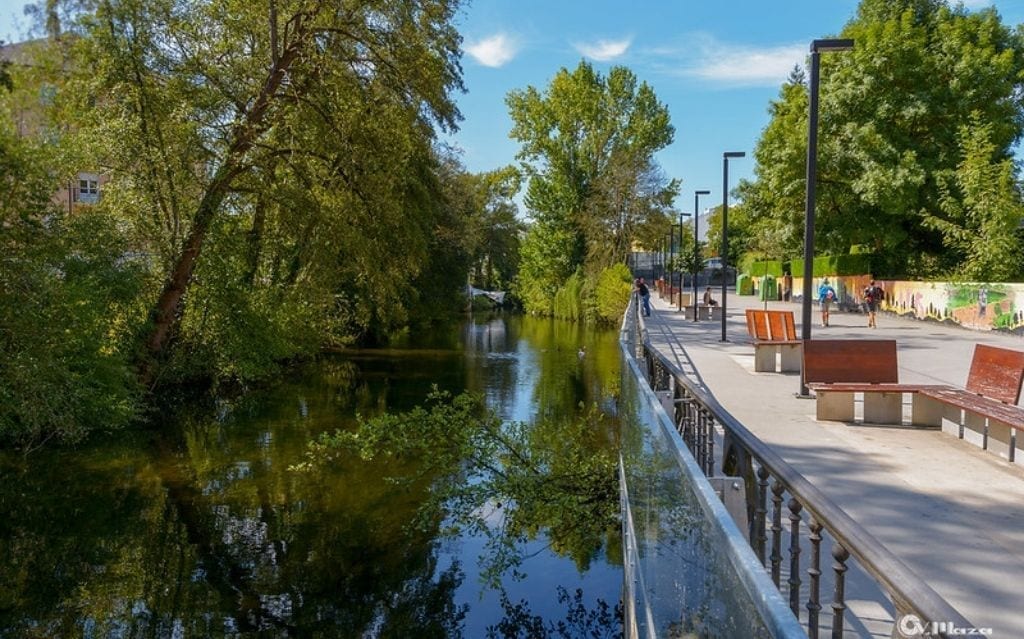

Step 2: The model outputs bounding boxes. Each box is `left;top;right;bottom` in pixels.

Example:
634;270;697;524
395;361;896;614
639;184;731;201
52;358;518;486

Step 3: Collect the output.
703;287;718;307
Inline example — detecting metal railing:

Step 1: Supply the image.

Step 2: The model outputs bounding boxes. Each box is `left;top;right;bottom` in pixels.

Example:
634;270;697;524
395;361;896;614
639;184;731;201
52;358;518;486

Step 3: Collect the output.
623;296;973;639
618;296;806;639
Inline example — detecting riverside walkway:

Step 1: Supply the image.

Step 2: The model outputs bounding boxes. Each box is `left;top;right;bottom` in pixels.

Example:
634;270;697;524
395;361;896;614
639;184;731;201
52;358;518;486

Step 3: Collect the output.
643;290;1024;638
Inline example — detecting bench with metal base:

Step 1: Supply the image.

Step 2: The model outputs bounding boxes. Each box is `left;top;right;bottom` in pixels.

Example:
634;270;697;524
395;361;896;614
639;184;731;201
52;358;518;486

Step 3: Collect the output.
744;309;801;372
913;345;1024;463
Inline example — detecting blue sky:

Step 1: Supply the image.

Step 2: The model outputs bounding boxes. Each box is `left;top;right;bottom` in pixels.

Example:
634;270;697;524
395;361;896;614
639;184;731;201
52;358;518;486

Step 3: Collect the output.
448;0;1024;218
2;0;1021;218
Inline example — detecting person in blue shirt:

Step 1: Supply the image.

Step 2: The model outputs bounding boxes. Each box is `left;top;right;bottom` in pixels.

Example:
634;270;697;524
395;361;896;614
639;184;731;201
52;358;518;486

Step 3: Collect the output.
818;278;837;327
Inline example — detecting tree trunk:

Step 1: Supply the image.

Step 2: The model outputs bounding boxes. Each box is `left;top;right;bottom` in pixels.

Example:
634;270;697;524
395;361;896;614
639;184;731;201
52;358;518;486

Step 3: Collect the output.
137;41;303;385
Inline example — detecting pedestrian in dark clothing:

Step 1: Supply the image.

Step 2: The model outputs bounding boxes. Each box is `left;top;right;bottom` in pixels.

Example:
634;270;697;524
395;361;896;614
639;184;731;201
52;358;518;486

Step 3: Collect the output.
636;278;651;317
863;279;884;328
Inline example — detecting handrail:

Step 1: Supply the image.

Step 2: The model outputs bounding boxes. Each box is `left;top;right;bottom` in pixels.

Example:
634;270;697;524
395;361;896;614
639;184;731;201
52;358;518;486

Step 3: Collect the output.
625;300;973;638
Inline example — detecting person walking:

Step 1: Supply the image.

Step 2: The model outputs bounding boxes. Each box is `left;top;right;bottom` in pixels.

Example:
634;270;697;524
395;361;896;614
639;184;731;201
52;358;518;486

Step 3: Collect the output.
818;278;837;327
863;279;884;328
636;277;651;317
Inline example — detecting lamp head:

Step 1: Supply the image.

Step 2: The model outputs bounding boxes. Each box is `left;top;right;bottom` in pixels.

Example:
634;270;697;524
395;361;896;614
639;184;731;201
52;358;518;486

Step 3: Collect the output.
696;190;711;195
811;38;854;53
723;151;746;159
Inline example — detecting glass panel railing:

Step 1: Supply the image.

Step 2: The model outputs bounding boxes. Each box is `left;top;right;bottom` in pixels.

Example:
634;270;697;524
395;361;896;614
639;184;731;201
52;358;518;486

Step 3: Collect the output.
619;299;805;639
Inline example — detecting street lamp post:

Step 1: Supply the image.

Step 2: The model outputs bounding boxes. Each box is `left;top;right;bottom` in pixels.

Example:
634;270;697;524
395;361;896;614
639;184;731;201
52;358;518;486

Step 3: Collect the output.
677;213;691;312
721;152;745;342
692;190;710;320
799;38;854;395
670;225;680;307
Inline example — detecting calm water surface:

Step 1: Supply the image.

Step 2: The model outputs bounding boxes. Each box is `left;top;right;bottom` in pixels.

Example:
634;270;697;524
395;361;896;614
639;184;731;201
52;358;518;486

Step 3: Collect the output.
0;315;623;638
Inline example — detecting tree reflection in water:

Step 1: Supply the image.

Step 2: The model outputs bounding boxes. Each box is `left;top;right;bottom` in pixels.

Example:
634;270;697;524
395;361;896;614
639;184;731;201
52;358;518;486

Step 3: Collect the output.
0;316;624;637
296;389;622;594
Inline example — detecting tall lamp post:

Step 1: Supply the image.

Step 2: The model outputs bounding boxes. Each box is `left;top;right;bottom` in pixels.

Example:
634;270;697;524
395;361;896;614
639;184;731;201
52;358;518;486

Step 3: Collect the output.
692;190;710;320
721;152;745;342
670;225;681;307
799;38;854;395
665;232;673;299
676;213;691;312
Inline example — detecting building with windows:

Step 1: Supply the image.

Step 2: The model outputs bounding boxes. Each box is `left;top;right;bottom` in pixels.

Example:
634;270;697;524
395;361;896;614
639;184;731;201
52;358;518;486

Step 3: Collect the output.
1;37;106;213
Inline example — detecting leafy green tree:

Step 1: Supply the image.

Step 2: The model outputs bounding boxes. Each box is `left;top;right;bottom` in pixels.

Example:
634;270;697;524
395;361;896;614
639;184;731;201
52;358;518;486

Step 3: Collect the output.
59;0;465;381
739;0;1024;277
704;203;756;268
924;116;1024;281
0;100;143;448
455;166;524;290
508;61;676;313
735;66;808;258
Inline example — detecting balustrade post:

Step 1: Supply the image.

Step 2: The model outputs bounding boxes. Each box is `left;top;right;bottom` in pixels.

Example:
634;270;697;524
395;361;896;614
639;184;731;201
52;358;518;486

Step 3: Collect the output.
770;480;785;586
706;418;715;476
755;465;770;565
696;408;706;469
830;544;850;639
788;499;803;616
806;519;823;639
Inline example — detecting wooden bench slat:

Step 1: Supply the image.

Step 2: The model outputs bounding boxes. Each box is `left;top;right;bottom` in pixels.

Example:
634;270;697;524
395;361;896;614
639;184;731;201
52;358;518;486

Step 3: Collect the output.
783;312;797;340
767;312;786;341
803;340;899;385
965;344;1024;405
806;383;943;393
920;387;1024;430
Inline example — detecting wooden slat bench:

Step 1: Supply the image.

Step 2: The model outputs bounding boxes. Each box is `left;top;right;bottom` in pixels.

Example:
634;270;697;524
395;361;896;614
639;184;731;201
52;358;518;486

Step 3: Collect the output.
803;339;936;423
745;309;801;372
806;341;1024;463
913;345;1024;463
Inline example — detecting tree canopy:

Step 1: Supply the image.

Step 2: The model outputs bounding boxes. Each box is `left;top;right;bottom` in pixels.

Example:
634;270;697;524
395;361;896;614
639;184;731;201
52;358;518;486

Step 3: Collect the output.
738;0;1024;278
1;0;517;448
507;61;678;313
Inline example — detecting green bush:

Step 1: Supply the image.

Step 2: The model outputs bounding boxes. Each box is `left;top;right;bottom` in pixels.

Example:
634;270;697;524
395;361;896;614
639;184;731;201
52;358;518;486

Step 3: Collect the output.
1;211;145;449
593;263;633;323
790;254;873;277
744;259;786;277
552;269;585;322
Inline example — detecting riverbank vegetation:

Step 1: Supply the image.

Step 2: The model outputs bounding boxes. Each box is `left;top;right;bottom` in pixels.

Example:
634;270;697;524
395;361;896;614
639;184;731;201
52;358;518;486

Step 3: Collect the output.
0;1;508;449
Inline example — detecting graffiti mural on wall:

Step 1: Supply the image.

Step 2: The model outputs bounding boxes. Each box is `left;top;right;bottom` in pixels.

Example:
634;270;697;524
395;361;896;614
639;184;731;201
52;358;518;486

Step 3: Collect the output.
794;276;1024;332
880;281;1024;331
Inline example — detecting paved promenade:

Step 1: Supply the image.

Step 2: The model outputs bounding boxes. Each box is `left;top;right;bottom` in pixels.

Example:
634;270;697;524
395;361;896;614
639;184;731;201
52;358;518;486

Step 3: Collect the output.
643;290;1024;638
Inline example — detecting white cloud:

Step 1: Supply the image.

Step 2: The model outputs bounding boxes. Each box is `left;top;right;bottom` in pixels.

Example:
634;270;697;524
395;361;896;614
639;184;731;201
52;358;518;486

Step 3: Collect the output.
465;33;519;68
574;37;632;61
660;36;806;87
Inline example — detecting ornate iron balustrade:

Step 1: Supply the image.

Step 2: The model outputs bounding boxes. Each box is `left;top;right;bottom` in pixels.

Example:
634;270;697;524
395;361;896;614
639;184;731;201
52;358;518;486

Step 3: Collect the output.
621;296;972;639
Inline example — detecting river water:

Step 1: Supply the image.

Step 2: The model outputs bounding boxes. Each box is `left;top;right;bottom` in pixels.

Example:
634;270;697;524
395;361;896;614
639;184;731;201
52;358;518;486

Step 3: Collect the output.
0;314;623;638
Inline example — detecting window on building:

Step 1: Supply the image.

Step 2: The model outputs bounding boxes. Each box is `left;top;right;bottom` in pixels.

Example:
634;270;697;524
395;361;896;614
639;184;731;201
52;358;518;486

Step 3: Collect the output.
75;177;100;204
